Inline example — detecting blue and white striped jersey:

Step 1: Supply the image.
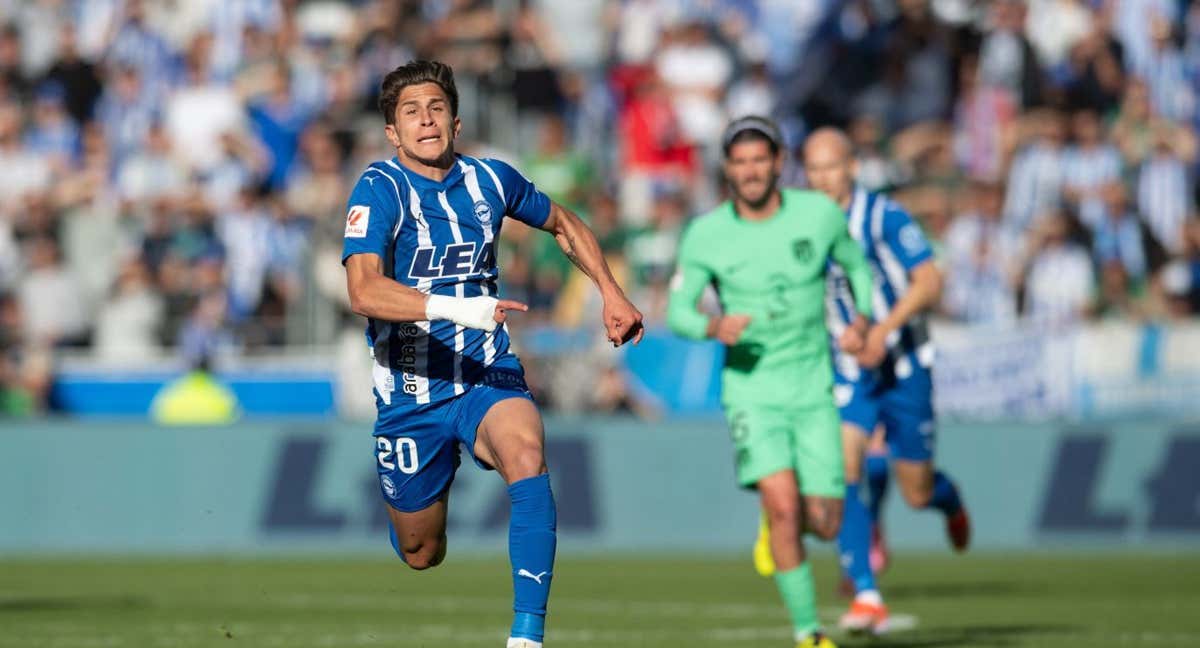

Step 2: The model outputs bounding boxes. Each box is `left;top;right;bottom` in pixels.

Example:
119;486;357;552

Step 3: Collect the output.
1062;144;1122;230
341;154;551;410
826;187;936;385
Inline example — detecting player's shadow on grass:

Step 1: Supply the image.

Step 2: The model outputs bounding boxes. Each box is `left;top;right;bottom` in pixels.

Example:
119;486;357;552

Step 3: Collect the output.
882;580;1043;600
847;623;1077;647
0;595;147;613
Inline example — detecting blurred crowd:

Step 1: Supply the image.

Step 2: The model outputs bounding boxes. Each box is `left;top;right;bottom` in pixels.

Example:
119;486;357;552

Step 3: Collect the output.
0;0;1198;416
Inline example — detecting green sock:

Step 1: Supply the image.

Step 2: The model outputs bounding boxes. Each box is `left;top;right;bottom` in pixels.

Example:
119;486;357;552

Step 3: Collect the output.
774;562;819;640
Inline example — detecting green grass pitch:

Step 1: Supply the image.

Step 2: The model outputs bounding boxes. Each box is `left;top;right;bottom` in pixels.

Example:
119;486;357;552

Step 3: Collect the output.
2;553;1198;647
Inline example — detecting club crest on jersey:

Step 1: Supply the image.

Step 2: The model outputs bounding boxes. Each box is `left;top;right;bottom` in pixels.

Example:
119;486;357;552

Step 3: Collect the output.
792;238;813;262
899;223;927;255
345;205;369;238
473;200;493;225
408;242;494;279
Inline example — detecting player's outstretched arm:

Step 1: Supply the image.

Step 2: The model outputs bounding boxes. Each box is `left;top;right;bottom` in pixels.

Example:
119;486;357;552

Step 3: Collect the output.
540;201;643;346
345;253;527;331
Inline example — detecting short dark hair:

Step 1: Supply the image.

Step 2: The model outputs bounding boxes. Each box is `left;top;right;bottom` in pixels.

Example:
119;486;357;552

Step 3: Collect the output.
378;60;459;125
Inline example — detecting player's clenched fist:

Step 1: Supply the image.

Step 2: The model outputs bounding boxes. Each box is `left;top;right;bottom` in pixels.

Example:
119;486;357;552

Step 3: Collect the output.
707;314;752;346
603;294;645;347
838;315;870;354
855;325;889;368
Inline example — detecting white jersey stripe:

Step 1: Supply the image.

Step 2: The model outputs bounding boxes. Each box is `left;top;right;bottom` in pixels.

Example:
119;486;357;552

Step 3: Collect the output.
389;163;431;404
460;162;498;366
867;196;897;347
474;157;506;205
365;166;408;405
437;190;467;396
848;187;867;245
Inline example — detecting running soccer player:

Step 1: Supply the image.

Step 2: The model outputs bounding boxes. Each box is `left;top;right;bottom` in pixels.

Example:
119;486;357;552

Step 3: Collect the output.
803;127;970;634
667;116;875;648
342;61;643;648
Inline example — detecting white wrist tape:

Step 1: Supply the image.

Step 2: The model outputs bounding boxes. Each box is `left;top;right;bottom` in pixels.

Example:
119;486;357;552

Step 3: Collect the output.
425;294;499;332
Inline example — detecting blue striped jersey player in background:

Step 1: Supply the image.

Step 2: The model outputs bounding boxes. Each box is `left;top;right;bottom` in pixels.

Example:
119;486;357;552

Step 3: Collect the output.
805;127;970;634
341;60;644;648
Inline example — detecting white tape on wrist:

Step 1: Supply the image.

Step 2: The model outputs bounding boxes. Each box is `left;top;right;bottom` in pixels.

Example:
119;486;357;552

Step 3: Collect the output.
425;294;499;331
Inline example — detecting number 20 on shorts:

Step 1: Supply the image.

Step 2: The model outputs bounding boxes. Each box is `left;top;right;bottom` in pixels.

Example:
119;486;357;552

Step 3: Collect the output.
377;437;419;474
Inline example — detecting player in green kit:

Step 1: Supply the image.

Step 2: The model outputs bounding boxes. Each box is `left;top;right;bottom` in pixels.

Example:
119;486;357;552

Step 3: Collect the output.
667;116;875;648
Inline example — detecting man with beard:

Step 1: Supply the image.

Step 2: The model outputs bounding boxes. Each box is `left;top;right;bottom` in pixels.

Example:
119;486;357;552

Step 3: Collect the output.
342;60;643;648
667;116;873;648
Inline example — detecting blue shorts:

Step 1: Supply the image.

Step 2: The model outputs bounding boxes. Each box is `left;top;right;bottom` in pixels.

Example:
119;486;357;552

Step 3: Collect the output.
834;365;935;462
373;366;533;513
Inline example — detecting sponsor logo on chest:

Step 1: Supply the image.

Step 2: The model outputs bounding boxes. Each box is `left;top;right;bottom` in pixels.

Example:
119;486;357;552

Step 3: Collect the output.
408;242;494;279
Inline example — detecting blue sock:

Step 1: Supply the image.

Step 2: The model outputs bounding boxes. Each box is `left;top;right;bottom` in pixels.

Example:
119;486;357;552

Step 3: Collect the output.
926;471;963;517
509;473;556;642
837;482;876;594
865;454;890;523
388;523;407;564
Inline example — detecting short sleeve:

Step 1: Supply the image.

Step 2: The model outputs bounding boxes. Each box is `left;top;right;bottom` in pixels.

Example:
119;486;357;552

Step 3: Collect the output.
341;170;402;265
882;203;934;270
482;158;551;228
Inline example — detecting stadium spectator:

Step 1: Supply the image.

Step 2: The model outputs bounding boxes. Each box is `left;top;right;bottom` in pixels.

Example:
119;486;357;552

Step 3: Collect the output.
942;180;1021;324
625;188;686;323
1003;109;1067;233
41;24;103;126
1141;14;1195;123
93;256;165;361
0;217;16;291
1019;210;1096;325
95;64;157;167
0;23;29;102
18;237;90;348
0;291;50;416
106;0;179;106
522;115;593;208
1025;0;1093;69
1137;131;1195;255
1062;108;1123;230
0;102;51;219
654;20;733;153
117;122;187;209
953;52;1019;182
725;57;777;122
978;0;1043;110
246;61;313;191
1060;22;1125;115
164;35;245;175
1111;77;1196;168
1160;218;1200;316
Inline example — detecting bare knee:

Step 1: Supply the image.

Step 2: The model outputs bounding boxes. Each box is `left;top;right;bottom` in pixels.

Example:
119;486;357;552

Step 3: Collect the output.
400;536;446;571
502;442;547;483
805;504;842;541
809;518;840;541
764;499;802;539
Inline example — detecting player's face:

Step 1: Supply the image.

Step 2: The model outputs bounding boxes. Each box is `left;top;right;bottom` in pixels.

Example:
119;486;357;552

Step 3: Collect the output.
804;145;854;206
386;82;461;167
724;139;782;207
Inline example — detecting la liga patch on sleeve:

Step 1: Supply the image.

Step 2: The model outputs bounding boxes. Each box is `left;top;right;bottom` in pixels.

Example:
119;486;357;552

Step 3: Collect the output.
345;205;370;238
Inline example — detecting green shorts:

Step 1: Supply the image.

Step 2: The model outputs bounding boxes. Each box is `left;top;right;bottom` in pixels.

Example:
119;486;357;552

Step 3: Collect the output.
724;403;844;497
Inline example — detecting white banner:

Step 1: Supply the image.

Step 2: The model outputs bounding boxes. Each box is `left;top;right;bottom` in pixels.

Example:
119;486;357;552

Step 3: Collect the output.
932;324;1077;420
